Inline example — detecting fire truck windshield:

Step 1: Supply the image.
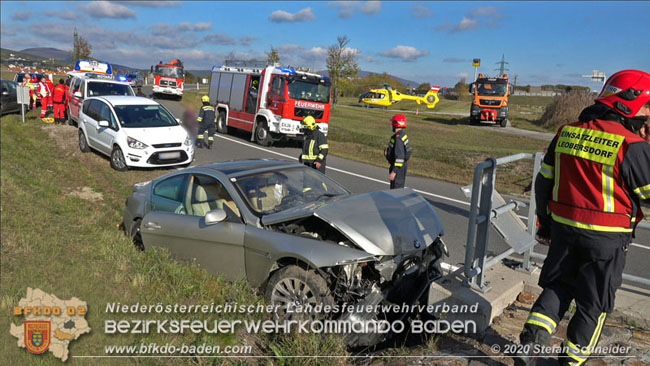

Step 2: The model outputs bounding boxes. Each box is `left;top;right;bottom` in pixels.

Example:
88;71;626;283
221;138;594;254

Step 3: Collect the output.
288;80;330;103
476;82;507;97
154;65;183;79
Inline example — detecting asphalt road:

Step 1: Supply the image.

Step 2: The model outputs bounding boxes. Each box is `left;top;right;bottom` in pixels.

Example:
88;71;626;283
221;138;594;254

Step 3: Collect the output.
145;86;650;288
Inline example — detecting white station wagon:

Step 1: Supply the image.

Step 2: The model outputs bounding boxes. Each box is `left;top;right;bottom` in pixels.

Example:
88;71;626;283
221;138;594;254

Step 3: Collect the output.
78;96;194;171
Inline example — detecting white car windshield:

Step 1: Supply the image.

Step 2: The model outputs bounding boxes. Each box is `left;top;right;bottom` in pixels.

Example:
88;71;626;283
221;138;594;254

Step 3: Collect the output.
88;82;134;97
234;167;348;215
113;105;178;128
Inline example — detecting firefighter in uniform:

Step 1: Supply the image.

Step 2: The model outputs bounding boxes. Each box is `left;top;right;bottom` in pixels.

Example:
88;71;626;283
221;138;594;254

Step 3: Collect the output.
516;70;650;366
196;95;216;149
298;116;328;173
52;79;67;125
385;114;412;189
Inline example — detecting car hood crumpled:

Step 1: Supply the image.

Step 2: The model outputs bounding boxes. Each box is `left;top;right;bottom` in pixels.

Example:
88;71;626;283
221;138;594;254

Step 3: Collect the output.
124;125;187;145
262;188;444;256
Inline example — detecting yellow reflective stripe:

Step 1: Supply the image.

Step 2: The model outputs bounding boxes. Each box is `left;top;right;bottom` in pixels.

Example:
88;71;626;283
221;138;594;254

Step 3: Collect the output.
317;154;325;160
197;117;203;121
197;135;204;139
602;165;615;212
634;183;650;199
318;144;329;149
530;312;557;329
302;187;312;192
401;134;408;141
553;152;561;201
566;351;586;364
390;138;395;143
551;213;633;233
555;126;624;166
587;313;606;353
301;154;316;160
308;140;315;155
394;163;403;167
526;320;553;335
539;162;554;179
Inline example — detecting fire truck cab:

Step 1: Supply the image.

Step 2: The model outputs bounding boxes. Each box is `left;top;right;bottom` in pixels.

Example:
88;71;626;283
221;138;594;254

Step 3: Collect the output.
209;61;331;146
151;59;184;100
469;74;510;127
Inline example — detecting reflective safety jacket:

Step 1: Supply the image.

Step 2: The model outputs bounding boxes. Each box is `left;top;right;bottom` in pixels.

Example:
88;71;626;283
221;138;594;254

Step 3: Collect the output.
37;80;50;97
196;105;215;124
538;119;650;233
300;129;328;164
385;131;412;172
52;84;67;104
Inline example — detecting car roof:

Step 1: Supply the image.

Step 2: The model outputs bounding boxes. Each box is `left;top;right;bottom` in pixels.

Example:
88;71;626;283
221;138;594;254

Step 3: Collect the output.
89;95;158;106
84;78;130;85
202;160;302;176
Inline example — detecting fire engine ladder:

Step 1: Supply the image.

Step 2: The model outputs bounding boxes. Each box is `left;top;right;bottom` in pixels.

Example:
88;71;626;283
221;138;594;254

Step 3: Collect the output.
460;153;543;292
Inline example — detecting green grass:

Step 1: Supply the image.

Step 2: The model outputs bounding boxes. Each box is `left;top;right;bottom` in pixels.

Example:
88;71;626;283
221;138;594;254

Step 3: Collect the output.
0;110;349;365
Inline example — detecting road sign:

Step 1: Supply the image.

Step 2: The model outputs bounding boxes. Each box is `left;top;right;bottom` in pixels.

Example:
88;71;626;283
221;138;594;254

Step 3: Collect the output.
17;85;31;104
472;58;481;67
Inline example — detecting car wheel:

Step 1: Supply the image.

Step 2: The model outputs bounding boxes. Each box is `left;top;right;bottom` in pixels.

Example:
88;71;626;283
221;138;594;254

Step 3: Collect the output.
265;265;334;321
216;111;229;134
130;218;144;251
110;146;128;171
254;120;271;146
78;129;91;153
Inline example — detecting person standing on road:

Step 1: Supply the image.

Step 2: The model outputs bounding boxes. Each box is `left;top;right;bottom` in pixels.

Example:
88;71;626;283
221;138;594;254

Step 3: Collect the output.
516;70;650;366
196;95;216;149
385;114;412;189
52;79;67;125
298;116;328;174
46;76;55;112
37;76;51;119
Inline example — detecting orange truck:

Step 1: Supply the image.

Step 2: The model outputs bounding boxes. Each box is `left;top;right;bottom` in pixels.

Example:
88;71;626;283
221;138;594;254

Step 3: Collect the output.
469;74;510;127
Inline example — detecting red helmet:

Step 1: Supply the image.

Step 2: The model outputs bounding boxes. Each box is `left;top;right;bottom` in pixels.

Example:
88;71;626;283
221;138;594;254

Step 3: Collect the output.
596;70;650;117
391;114;407;129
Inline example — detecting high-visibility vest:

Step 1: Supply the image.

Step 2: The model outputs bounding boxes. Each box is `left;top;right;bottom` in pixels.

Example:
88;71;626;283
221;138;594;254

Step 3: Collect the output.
546;119;645;233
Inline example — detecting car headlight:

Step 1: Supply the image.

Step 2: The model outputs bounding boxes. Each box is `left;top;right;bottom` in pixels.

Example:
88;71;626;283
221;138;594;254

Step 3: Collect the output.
127;137;148;149
183;135;192;146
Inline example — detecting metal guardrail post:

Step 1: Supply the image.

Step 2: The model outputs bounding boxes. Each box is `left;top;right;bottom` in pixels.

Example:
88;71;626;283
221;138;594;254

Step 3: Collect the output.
520;152;543;273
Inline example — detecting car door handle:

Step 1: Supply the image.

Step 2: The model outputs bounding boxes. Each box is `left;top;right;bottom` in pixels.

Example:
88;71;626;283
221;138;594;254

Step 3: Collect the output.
144;221;161;230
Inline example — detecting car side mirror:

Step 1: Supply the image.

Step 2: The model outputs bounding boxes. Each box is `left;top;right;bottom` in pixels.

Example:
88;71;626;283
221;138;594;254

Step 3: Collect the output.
205;209;227;225
98;120;110;128
74;91;82;98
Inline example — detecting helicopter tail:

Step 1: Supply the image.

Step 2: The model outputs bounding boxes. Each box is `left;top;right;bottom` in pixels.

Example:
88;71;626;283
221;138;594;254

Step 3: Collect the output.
422;86;441;109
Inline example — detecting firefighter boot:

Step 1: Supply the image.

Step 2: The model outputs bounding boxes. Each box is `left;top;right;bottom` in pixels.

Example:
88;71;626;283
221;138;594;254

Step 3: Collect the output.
195;137;204;149
207;136;214;150
514;328;552;366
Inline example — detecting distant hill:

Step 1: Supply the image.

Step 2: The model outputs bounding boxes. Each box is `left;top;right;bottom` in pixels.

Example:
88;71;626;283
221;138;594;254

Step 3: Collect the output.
317;70;419;88
20;47;72;62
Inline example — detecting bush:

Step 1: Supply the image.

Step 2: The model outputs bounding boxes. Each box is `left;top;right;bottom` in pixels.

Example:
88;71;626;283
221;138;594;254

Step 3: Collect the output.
537;91;595;129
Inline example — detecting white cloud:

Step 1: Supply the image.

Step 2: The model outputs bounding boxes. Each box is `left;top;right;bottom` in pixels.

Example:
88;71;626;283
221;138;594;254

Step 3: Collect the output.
436;17;479;33
12;11;31;21
456;72;469;80
443;57;466;63
275;44;333;69
379;45;428;62
269;7;316;23
79;1;137;19
468;6;502;19
150;22;212;35
118;1;181;7
203;33;238;46
329;1;382;18
411;3;435;18
435;6;501;33
45;10;79;21
240;36;257;46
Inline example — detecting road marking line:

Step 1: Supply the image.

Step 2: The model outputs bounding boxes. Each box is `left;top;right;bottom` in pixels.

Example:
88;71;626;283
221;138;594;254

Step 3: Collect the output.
212;134;650;252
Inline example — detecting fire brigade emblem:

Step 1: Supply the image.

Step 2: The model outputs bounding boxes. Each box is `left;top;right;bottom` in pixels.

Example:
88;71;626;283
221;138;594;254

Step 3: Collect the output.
25;321;51;354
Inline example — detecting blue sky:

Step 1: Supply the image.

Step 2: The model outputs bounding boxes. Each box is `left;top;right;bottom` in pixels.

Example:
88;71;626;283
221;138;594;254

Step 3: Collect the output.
1;1;649;87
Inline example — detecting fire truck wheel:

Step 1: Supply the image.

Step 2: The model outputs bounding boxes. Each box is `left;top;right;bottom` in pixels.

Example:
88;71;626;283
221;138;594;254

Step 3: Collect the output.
500;119;508;128
254;121;271;146
469;117;478;125
216;111;229;134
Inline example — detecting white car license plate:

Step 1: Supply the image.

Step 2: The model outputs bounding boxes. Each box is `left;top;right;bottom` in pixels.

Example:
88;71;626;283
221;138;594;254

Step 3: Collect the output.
159;152;181;160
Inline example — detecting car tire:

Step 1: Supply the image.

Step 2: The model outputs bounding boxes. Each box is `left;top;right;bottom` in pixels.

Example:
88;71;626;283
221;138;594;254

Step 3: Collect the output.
110;146;129;171
216;111;229;134
130;218;144;251
254;120;271;146
265;265;334;321
78;129;91;153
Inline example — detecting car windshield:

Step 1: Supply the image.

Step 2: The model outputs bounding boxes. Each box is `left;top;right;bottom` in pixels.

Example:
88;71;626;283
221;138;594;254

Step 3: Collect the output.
87;82;134;97
233;167;348;215
113;104;178;128
288;80;330;103
154;65;184;79
476;82;507;96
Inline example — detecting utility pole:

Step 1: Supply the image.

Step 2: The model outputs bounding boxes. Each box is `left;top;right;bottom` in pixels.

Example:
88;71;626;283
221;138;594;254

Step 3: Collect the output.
73;27;79;62
472;58;481;81
495;54;509;76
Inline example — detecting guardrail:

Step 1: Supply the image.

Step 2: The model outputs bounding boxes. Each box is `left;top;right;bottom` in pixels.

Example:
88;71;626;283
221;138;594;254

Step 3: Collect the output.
463;152;650;292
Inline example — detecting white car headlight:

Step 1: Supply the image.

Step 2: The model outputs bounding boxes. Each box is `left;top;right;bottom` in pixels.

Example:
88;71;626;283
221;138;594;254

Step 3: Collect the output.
127;136;148;149
183;135;192;146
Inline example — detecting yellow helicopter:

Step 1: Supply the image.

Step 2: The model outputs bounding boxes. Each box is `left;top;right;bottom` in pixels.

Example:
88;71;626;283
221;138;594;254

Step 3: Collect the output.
358;85;441;109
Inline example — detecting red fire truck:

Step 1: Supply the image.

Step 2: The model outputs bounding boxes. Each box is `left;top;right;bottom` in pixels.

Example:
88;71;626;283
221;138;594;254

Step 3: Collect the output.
209;61;332;146
151;59;184;99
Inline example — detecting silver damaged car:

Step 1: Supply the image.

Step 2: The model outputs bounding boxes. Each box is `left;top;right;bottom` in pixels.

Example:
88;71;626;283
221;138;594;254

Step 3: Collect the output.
123;160;448;346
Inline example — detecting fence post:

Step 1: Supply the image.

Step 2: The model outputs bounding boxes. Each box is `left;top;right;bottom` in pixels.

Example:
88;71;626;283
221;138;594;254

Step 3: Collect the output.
520;152;543;273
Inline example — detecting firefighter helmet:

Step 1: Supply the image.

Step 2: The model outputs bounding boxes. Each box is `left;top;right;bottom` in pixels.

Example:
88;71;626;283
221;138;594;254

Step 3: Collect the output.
597;70;650;117
201;95;210;103
302;116;317;130
391;114;407;129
